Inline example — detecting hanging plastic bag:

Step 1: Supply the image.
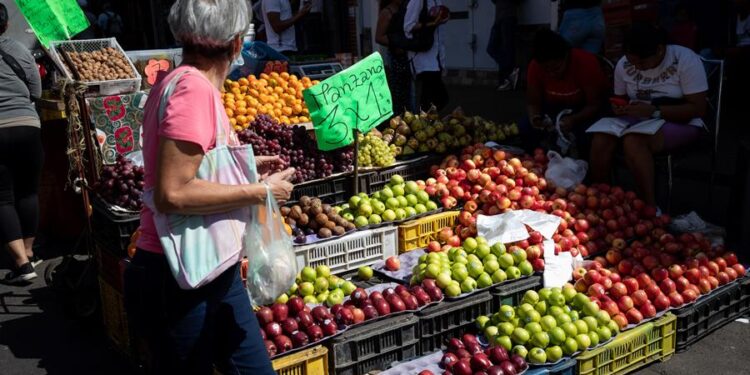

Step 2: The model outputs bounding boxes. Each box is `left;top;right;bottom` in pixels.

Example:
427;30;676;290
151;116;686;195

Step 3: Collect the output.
244;185;297;306
544;151;588;190
554;109;576;156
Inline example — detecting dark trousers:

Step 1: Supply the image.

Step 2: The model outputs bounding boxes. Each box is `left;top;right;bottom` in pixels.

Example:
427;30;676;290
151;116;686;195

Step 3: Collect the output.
487;16;517;80
124;250;274;375
416;71;449;111
0;126;42;244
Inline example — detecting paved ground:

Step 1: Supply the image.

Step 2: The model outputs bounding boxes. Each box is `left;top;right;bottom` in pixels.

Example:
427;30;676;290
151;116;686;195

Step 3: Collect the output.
1;85;748;374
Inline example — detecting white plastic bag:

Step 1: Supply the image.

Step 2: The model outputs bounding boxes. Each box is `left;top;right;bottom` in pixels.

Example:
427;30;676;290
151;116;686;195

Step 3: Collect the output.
544;151;588;190
244;186;297;306
554;109;575;155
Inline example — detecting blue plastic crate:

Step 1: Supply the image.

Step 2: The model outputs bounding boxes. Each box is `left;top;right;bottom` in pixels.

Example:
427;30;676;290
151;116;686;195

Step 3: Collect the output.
525;357;576;375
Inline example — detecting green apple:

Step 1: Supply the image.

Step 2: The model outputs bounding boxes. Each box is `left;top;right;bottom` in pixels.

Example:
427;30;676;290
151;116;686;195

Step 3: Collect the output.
341;281;357;295
404;181;419;194
518;303;535;318
576;333;592;349
484;325;499;340
381;187;394;199
405;194;418;207
414;204;427;214
314;277;329;293
523;290;540;305
548;291;566;307
549;306;565;318
506;266;521;279
349;195;362;209
511;248;527;264
342;212;355;222
355;216;369;227
595;311;612;326
371;191;382;202
569;310;580;322
436;272;453;289
534;301;547;315
491;269;508;283
368;214;382;225
475;244;491;259
390;174;405;186
582;316;599;332
556;313;572;325
477;272;493;288
359;203;373;217
484;259;500;274
276;293;289;304
574;320;589;334
451;264;468;282
494;335;513;351
525;322;543;335
303;295;318;304
382;209;397;222
327;291;345;307
561;322;578;338
549;327;567;346
596;326;613;342
300;266;317;283
499;305;515;322
528;347;547;364
491;243;506;257
288;283;299;295
445;281;462;297
562;285;577;303
540;315;557;331
425;201;438;211
372;200;386;215
518;260;534;276
299;282;315;296
607;320;620;336
572;293;590;310
386;197;400;210
538;288;552;302
511;345;528;359
404;206;417;217
391;185;405;197
546;345;564;363
512;327;530;344
467;254;481;264
468;261;485;279
562;337;578;356
358;266;373;280
476;315;490;329
460;277;477;293
397;195;408;207
463;237;478;252
525;310;542;324
582;301;600;317
498;253;514;268
588;331;600;347
317;292;329;304
425;263;441;279
328;275;343;290
531;331;550;349
498;322;515;336
416;190;430;203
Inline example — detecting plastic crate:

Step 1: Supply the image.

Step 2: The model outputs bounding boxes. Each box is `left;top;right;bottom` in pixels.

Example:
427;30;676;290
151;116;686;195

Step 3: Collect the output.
575;313;676;375
99;276;131;356
328;314;420;375
49;38;141;97
288;175;354;206
91;197;140;257
417;291;494;354
294;226;397;275
740;274;750;314
398;211;459;253
527;357;577;375
490;275;543;311
673;277;746;352
272;345;329;375
364;155;442;193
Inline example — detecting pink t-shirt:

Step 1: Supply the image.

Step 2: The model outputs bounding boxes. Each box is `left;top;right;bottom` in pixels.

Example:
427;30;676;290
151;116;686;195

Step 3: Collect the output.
136;66;233;254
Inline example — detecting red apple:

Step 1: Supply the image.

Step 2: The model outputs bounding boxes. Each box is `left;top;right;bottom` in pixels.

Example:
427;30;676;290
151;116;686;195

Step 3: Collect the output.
653;293;670;311
617;296;634;312
639;303;657;319
610;282;628;300
626;308;644;324
674;276;690;293
669;264;684;279
623;277;640;295
668;291;684;307
385;256;401;271
631;290;649;307
613;313;629;329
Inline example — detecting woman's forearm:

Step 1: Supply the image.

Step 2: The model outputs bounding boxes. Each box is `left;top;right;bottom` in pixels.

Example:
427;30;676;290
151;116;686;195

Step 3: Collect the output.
156;180;267;215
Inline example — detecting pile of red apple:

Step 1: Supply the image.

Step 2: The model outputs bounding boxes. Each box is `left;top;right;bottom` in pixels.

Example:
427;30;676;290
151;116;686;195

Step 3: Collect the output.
256;296;342;357
340;284;444;322
440;333;527;375
573;239;746;329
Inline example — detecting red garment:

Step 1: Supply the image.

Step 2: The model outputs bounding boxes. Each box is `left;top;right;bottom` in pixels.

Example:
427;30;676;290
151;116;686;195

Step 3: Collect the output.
527;48;606;109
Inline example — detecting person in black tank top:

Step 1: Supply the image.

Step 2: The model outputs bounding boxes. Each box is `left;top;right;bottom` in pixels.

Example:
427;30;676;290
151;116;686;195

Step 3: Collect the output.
376;0;414;114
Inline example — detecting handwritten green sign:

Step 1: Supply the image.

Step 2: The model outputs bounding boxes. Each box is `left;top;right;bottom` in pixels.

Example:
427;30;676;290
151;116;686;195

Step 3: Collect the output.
14;0;90;48
303;52;393;151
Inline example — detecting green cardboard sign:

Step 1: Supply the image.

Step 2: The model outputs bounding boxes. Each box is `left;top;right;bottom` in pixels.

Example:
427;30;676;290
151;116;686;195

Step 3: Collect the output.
14;0;90;48
303;52;393;151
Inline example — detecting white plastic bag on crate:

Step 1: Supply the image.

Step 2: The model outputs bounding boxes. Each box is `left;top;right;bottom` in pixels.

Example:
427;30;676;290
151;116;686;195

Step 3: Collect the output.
544;151;587;190
244;187;297;306
669;211;726;246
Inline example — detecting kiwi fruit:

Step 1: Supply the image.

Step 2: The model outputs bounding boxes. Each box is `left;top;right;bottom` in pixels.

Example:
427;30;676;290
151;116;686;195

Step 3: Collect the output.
299;196;312;207
332;226;345;236
315;213;328;225
280;206;291;216
308;220;319;230
309;205;323;216
297;213;309;226
324;220;336;230
290;205;302;220
344;222;356;231
318;228;332;238
285;217;296;227
322;204;332;214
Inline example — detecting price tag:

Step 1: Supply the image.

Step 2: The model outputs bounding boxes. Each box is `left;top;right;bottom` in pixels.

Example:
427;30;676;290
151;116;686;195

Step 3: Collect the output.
303;52;393;151
14;0;90;48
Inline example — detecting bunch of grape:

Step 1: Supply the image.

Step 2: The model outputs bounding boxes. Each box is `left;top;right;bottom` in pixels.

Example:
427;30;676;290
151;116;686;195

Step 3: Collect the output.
357;133;395;167
94;154;145;211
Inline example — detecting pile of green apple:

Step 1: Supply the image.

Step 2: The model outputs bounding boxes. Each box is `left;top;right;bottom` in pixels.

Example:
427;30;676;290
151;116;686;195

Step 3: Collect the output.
411;236;535;297
337;175;438;228
475;285;620;365
276;265;358;307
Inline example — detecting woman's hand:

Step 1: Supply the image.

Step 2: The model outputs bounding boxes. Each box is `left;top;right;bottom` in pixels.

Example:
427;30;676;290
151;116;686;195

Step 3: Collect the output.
265;168;295;204
622;102;657;119
256;155;283;179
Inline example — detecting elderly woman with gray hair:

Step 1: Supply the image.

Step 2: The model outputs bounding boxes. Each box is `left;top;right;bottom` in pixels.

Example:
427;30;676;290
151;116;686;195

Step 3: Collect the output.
123;1;293;373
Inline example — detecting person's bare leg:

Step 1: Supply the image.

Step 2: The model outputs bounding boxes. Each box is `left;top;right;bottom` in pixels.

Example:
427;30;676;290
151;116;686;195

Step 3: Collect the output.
589;133;619;183
622;132;664;206
23;237;35;259
6;239;30;267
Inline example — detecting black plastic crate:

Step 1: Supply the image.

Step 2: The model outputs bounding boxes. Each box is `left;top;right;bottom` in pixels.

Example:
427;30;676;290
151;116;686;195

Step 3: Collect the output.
288;175;354;206
740;274;750;314
673;277;746;352
328;313;420;375
490;275;543;312
417;291;494;355
91;197;140;257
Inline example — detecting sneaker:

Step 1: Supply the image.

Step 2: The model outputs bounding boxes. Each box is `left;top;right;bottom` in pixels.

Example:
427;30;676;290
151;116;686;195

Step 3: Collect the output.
29;255;43;268
2;263;37;285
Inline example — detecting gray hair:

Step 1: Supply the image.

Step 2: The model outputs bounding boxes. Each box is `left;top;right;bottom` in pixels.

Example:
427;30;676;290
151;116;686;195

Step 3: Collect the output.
168;0;250;48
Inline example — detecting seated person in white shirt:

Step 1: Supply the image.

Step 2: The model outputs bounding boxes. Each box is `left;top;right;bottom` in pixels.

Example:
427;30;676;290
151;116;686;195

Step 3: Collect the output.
588;23;708;207
262;0;310;54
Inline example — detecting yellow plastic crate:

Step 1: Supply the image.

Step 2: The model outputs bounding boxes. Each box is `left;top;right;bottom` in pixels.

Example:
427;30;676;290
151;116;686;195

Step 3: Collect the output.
272;345;329;375
576;313;676;375
398;211;459;253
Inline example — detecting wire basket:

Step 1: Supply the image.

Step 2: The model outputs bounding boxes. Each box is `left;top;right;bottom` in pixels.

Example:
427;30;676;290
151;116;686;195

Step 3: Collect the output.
49;38;141;97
